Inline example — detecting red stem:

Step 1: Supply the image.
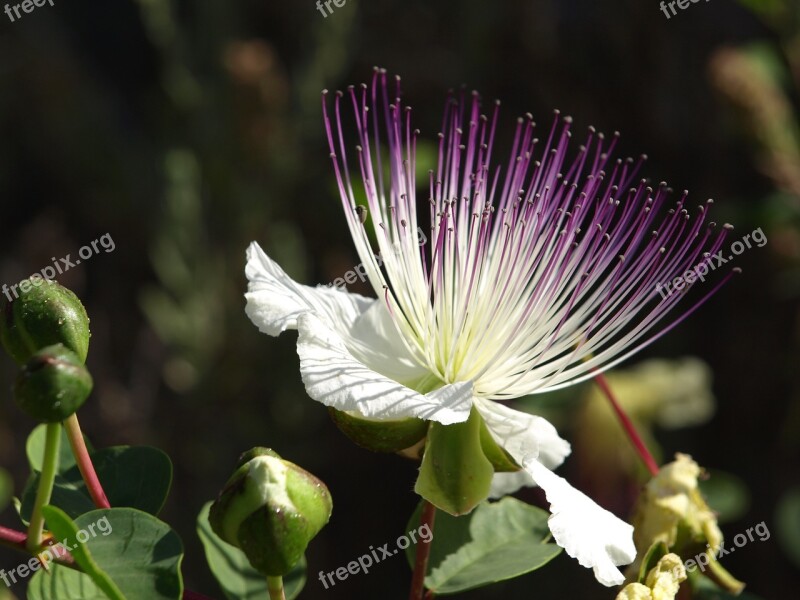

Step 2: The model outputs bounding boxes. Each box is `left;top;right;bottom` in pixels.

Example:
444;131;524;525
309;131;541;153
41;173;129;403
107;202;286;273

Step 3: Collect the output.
0;525;28;549
64;414;111;509
0;526;74;566
594;373;660;476
408;500;436;600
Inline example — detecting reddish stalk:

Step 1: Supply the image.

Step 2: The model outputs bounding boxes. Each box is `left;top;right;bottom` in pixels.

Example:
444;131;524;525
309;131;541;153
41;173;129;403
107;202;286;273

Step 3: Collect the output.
0;526;75;567
594;373;660;477
63;414;111;509
409;500;436;600
0;525;28;551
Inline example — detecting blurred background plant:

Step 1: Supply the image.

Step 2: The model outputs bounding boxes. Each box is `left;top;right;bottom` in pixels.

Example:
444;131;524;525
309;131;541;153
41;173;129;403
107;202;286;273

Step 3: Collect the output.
0;0;798;598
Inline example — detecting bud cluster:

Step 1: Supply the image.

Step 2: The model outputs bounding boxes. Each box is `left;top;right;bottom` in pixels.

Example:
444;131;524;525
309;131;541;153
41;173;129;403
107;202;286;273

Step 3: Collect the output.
0;279;93;422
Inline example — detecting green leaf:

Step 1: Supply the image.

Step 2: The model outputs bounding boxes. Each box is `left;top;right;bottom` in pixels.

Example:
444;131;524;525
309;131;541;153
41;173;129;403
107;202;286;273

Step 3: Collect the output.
197;502;306;600
38;505;126;600
29;507;184;600
404;497;561;594
29;567;108;600
415;408;494;516
699;470;751;523
21;446;173;522
26;423;93;474
776;486;800;568
20;472;95;524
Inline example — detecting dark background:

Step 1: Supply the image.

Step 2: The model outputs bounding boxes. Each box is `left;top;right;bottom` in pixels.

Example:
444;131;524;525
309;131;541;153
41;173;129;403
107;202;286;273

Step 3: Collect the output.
1;0;799;598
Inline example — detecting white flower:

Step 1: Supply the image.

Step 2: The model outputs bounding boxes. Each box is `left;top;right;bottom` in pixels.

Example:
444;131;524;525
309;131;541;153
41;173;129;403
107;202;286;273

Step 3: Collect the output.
245;70;735;586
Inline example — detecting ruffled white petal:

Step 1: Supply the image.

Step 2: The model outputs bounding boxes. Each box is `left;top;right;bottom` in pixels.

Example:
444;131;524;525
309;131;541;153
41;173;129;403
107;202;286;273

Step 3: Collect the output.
474;397;635;587
245;242;372;337
296;312;473;425
527;460;636;587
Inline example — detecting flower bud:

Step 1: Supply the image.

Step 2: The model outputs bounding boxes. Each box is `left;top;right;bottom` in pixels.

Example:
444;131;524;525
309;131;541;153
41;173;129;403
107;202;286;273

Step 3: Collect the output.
616;553;686;600
328;408;428;453
14;344;93;422
1;278;90;365
632;454;723;560
209;447;332;576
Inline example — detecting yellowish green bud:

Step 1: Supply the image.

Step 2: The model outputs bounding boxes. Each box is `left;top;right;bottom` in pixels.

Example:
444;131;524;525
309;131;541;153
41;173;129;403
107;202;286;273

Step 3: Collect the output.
616;583;654;600
209;447;332;576
617;553;687;600
630;454;723;574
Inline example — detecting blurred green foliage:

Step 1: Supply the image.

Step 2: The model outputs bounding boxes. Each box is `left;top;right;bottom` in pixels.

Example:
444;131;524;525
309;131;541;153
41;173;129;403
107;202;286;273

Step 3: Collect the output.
0;0;798;598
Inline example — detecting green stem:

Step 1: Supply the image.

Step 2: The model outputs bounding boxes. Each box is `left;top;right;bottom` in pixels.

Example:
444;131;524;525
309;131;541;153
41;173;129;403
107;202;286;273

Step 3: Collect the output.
705;555;745;594
266;575;285;600
27;422;61;554
64;413;110;508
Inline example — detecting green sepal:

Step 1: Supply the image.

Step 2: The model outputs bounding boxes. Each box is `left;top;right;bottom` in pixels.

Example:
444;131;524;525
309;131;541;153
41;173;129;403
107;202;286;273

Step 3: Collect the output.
638;541;669;583
414;407;494;516
479;419;520;472
328;407;429;453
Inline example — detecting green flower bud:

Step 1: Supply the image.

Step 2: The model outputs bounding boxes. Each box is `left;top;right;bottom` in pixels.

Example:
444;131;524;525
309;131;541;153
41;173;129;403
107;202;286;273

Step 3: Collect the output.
328;408;429;453
14;344;93;422
209;447;332;576
1;278;90;365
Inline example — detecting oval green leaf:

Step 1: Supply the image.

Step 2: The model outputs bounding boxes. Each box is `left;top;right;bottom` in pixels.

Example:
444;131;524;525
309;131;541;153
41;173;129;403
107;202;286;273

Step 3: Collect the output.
404;497;561;594
21;445;173;522
26;423;93;474
38;505;126;600
30;506;184;600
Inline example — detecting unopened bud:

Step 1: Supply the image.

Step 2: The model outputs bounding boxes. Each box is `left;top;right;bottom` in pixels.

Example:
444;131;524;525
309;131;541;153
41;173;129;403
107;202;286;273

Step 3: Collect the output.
209;447;332;576
1;279;90;365
14;344;93;422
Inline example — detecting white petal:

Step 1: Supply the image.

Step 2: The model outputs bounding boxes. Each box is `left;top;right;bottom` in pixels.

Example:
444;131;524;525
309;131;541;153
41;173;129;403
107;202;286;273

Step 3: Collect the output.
527;460;636;587
244;242;372;337
488;470;536;499
473;398;571;471
347;300;429;384
474;398;634;586
296;312;473;425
